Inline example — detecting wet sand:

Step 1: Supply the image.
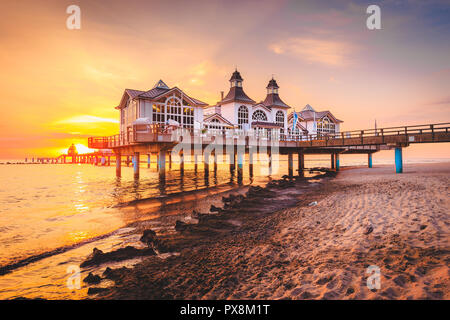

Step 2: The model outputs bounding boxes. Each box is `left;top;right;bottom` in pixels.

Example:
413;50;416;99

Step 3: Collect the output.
90;163;449;300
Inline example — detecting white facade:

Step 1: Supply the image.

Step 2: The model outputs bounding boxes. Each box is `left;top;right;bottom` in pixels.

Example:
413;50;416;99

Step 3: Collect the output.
116;73;342;139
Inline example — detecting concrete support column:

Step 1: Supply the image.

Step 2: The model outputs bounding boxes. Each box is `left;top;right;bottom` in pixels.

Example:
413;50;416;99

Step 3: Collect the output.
107;156;111;166
204;152;209;177
126;156;130;167
180;151;184;175
156;154;160;170
116;153;121;177
268;148;272;175
298;151;304;176
169;153;172;170
395;147;403;173
133;152;140;179
331;153;335;169
335;154;340;172
213;151;218;175
237;151;244;183
194;154;198;173
288;152;293;177
229;151;235;175
249;150;254;178
368;153;373;168
159;151;166;180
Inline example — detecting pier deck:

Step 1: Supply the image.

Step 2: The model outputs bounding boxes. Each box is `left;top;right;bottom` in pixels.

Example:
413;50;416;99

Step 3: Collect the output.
86;122;450;178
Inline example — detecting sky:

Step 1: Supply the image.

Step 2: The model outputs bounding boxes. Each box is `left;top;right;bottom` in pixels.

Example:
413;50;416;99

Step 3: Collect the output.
0;0;449;159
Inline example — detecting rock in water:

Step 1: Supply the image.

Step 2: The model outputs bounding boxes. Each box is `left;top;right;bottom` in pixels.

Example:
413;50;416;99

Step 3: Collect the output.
140;229;157;245
80;246;156;268
175;220;189;232
83;272;102;284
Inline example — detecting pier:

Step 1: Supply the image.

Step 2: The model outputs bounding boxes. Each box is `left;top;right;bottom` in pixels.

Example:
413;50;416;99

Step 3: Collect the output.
87;122;450;179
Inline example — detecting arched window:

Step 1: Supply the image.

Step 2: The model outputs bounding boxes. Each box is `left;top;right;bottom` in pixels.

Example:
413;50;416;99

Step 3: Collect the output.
275;111;284;126
238;106;248;128
207;118;221;129
166;96;182;124
252;110;267;122
317;116;336;134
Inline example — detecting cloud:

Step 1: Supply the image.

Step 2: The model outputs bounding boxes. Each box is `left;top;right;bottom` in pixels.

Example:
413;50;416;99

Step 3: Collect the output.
269;37;355;67
54;115;119;124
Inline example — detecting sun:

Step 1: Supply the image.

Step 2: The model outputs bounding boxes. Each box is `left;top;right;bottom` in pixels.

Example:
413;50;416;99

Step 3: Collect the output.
74;143;96;154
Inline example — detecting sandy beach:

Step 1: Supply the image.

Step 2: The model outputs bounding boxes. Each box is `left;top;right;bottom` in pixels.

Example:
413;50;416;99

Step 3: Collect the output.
90;163;449;300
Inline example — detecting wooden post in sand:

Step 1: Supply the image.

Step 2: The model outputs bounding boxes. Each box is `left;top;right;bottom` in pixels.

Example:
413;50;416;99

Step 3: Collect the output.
331;153;335;169
116;153;121;177
133;152;140;180
147;154;151;168
213;150;218;175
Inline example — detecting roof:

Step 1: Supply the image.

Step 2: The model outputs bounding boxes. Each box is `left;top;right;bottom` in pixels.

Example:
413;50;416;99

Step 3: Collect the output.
302;104;315;112
230;70;243;82
204;113;234;126
116;80;208;109
266;78;279;89
262;93;290;109
297;109;343;123
125;89;145;99
153;79;169;89
220;86;255;104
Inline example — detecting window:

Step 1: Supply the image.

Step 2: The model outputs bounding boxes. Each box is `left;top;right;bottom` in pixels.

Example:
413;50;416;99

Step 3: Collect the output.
152;103;165;123
238;106;248;128
317;116;336;134
166;96;182;124
275;111;284;126
252;110;267;122
183;107;194;128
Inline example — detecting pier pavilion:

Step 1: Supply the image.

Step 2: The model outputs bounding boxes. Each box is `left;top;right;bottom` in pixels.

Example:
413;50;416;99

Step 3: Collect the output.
87;70;450;180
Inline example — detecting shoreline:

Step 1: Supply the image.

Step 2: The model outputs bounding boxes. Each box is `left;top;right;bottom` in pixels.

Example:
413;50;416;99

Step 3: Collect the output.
84;163;449;300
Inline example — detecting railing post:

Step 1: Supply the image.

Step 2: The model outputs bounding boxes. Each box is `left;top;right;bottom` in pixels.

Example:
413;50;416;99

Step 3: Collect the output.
431;124;434;141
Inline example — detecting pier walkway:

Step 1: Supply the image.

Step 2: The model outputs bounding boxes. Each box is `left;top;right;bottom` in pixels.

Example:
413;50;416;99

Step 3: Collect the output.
85;122;450;179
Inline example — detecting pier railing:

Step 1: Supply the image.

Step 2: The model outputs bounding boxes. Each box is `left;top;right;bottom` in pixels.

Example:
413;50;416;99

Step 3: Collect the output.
88;122;450;149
